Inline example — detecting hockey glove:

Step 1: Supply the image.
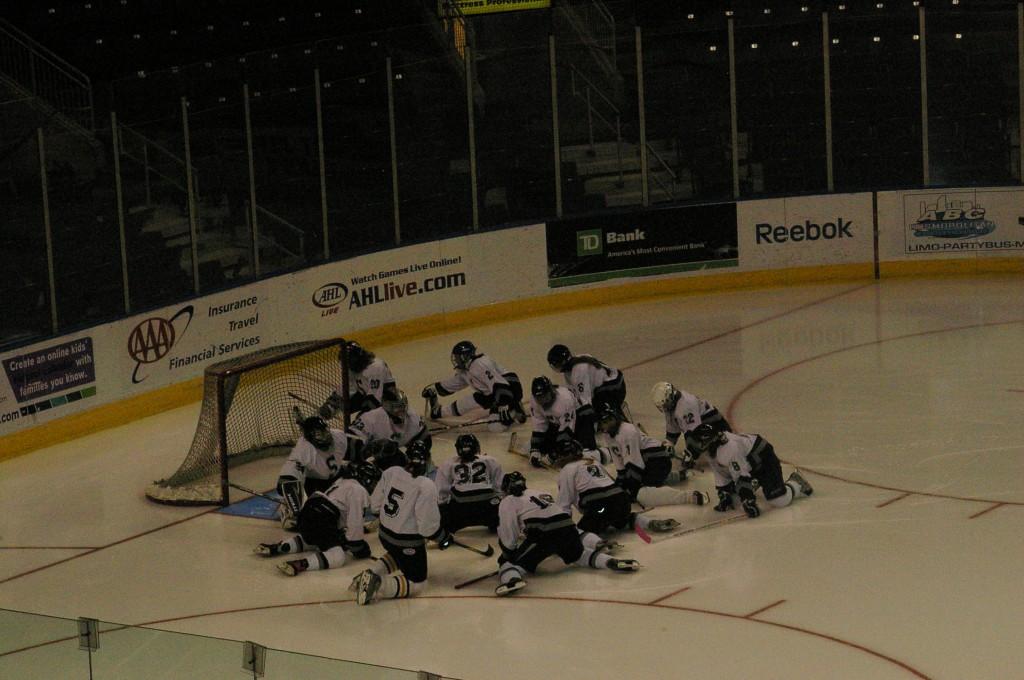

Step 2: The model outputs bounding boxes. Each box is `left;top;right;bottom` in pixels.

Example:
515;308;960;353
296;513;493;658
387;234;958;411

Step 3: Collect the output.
529;451;547;468
496;403;514;426
319;392;345;419
435;529;454;550
714;487;735;513
421;385;437;399
741;497;760;518
736;478;759;518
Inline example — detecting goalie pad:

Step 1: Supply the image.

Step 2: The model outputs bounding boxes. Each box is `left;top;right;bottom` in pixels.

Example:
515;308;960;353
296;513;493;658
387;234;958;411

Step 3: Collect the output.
277;477;304;529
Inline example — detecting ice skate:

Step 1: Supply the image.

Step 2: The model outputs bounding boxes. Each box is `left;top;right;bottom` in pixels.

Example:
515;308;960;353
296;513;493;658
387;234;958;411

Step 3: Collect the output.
646;518;681;533
690;490;710;506
495;577;527;597
607;558;640;572
356;569;382;605
594;539;624;554
347;572;362;592
788;470;813;496
512;402;528;424
277;559;308;577
254;542;280;557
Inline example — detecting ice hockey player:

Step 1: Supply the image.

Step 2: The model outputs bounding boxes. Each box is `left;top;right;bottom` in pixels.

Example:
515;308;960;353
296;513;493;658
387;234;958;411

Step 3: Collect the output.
347;389;431;463
277;414;352;530
434;434;504;534
351;441;452;605
547;344;627;441
595;404;708;508
421;340;527;428
255;461;380;576
494;470;640;597
688;423;813;518
651;381;732;460
528;375;586;466
319;341;397;419
554;438;682;536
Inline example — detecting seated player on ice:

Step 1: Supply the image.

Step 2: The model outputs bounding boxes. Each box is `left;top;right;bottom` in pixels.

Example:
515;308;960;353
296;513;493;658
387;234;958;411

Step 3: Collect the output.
255;461;380;576
651;381;732;463
595;405;708;508
277;413;353;530
528;375;585;466
547;343;627;440
554;438;681;538
434;434;504;534
494;470;640;598
319;341;396;419
687;424;813;519
421;340;527;429
347;389;431;463
351;442;453;605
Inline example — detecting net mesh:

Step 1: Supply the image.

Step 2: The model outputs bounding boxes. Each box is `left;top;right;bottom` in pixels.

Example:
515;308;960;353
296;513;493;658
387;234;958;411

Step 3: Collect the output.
145;339;346;505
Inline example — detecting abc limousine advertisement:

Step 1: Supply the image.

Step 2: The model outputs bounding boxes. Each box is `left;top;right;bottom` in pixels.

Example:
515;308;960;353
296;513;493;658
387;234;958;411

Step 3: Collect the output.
545;203;739;287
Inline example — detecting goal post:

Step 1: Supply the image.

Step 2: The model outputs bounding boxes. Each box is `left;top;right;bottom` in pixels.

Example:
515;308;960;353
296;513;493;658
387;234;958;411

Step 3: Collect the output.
145;338;350;506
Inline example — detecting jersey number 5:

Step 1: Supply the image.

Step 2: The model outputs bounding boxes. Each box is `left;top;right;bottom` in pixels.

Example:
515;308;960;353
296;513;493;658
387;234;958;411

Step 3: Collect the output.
383;488;404;517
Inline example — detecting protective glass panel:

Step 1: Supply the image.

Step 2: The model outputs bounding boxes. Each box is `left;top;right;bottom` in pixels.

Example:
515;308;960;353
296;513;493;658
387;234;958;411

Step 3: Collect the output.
926;1;1018;185
471;11;555;227
640;6;733;202
735;9;827;196
0;609;87;678
555;0;643;212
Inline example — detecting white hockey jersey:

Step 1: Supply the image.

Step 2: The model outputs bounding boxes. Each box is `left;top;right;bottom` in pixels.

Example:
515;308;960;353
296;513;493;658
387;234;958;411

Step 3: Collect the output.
370;466;441;542
497;489;574;552
346;357;395;405
349;406;427;448
556;458;620;513
560;356;619;407
278;429;348;482
437;354;510;397
706;432;767;488
664;389;721;437
315;477;371;542
434;454;504;505
599;422;666;473
529;385;578;436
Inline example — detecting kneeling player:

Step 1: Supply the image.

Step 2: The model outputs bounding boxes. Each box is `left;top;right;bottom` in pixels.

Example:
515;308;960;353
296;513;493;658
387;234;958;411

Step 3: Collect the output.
554;439;681;538
434;434;503;534
421;340;527;428
255;462;380;576
495;470;639;597
528;375;585;466
595;405;707;508
688;424;813;518
351;442;453;605
277;414;352;529
347;390;432;463
651;381;731;461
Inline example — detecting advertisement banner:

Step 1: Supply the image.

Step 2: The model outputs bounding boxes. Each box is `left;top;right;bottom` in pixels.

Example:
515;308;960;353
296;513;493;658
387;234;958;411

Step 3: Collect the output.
448;0;550;16
546;203;738;287
1;338;96;424
737;193;873;270
901;188;1024;255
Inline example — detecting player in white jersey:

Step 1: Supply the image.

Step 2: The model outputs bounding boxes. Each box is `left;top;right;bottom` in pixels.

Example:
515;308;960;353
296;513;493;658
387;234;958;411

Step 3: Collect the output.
651;381;732;458
421;340;527;427
555;439;681;536
494;470;639;597
254;462;380;576
352;442;453;605
319;341;397;419
688;424;813;518
347;390;431;462
277;415;352;528
527;376;582;468
547;344;627;444
595;405;708;508
434;434;504;533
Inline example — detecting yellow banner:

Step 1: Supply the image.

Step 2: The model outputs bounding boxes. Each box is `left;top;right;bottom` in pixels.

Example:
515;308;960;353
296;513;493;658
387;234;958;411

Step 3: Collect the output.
450;0;550;16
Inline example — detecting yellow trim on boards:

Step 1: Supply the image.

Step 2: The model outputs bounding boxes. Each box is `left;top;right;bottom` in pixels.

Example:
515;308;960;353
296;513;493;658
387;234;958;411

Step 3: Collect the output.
1;258;1020;463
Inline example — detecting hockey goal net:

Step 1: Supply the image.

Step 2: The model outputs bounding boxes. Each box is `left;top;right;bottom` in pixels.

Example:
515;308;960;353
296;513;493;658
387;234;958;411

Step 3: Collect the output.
145;339;349;506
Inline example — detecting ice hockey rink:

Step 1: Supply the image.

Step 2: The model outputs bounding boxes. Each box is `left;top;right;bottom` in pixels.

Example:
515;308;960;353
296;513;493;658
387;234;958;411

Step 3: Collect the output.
1;274;1022;680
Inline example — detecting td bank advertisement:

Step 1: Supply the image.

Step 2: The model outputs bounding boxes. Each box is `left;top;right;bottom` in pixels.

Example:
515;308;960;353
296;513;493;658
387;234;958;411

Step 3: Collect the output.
546;203;738;287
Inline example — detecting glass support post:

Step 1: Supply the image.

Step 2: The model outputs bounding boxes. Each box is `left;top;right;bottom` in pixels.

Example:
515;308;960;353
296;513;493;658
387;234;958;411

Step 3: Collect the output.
111;111;130;312
919;6;929;186
823;11;834;192
549;34;563;218
386;57;401;245
182;97;200;293
728;18;739;198
314;68;330;259
636;25;649;207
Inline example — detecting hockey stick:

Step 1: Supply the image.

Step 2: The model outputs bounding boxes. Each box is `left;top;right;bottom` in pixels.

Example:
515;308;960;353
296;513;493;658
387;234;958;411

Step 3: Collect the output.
454;569;499;590
635;512;746;544
429;417;503;433
450;539;495;557
507;432;557;470
287;391;320;410
228;482;283;506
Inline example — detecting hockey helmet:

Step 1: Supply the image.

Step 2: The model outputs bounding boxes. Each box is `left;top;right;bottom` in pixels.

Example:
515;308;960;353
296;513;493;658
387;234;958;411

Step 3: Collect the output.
300;416;333;451
367;439;405;469
651;382;681;414
382;389;409;423
455;433;481;461
531;376;557;408
345;341;374;373
501;471;527;497
546;344;572;371
450;340;477;370
688;423;724;458
595;403;623;436
554;436;584;464
406;440;430;477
